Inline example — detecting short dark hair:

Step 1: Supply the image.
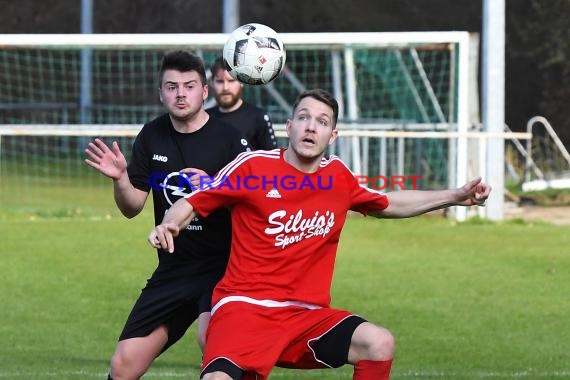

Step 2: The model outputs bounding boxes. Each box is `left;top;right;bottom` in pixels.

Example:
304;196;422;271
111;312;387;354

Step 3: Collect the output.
158;50;207;85
292;89;339;128
210;56;228;79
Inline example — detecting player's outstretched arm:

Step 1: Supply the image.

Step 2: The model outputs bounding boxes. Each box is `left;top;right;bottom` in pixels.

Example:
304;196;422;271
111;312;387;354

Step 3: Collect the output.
372;177;491;218
84;138;147;218
148;198;196;253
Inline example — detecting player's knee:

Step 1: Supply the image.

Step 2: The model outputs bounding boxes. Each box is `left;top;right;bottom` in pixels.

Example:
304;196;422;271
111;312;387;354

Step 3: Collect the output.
366;327;395;360
110;350;142;380
109;352;123;376
109;352;127;379
350;324;395;362
110;349;126;369
201;372;234;380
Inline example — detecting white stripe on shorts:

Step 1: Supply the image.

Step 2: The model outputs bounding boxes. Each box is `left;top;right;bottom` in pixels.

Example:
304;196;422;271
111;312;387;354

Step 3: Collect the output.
211;295;322;315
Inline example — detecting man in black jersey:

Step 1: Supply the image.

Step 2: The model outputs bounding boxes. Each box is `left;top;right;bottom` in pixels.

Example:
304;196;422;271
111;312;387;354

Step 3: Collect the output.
207;56;278;150
85;51;249;380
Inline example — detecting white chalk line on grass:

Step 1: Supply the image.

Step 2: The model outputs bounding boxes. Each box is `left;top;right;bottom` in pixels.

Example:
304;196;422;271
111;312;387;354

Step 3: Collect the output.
1;370;570;378
395;371;570;379
0;371;193;378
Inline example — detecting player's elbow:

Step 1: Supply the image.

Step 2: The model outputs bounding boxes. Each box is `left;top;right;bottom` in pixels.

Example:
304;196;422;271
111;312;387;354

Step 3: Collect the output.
121;210;139;219
370;207;401;219
118;205;143;219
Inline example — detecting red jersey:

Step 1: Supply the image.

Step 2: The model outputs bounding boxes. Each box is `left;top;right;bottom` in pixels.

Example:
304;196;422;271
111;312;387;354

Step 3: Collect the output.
185;149;389;309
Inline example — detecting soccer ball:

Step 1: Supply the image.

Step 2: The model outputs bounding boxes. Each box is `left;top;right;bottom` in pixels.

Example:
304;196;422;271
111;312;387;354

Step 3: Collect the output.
222;23;286;85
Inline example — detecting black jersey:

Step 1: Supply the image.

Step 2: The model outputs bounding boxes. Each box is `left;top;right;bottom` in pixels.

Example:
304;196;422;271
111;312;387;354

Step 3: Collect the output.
207;102;277;150
127;113;249;275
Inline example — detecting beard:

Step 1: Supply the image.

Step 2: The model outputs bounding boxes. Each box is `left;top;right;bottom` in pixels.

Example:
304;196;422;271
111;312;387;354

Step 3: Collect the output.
215;91;241;109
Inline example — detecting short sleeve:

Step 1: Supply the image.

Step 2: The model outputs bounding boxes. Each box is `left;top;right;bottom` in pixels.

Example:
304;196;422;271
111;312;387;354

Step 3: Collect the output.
127;128;151;192
346;171;389;215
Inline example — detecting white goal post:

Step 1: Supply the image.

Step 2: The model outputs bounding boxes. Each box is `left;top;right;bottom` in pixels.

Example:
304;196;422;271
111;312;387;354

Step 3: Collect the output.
0;31;526;220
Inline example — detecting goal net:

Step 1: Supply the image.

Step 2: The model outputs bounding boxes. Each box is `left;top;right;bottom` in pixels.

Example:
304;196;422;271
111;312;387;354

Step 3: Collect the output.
0;32;479;219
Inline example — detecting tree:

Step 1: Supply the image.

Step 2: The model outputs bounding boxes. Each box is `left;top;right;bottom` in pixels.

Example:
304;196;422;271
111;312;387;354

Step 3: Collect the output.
507;0;570;141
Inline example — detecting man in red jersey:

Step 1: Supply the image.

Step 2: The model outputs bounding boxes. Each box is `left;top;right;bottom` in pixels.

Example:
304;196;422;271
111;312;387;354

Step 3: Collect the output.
148;89;492;380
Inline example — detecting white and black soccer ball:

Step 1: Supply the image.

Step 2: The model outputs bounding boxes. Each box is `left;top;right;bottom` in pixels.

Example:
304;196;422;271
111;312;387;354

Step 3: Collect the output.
222;23;286;86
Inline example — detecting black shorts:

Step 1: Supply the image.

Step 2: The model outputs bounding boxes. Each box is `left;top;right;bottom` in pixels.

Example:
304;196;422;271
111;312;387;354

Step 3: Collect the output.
118;268;224;351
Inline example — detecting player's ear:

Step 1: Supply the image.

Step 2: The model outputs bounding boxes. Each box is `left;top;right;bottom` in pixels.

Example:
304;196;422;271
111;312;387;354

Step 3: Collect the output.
158;87;163;104
328;129;338;146
202;84;209;101
285;119;292;137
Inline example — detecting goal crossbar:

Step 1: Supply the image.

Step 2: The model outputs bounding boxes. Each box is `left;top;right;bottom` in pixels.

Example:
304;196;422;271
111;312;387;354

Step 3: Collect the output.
0;124;530;140
0;31;470;49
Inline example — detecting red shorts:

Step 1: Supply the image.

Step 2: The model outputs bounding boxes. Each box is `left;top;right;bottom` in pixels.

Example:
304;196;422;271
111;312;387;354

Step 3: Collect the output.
201;301;355;380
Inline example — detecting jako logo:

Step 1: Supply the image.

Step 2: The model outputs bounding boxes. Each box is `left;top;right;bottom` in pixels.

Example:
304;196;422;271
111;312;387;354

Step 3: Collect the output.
152;154;168;162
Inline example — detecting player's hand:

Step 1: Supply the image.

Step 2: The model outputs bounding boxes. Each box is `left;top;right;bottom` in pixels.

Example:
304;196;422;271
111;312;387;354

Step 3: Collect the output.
84;138;127;180
456;177;492;206
180;167;210;190
148;223;180;253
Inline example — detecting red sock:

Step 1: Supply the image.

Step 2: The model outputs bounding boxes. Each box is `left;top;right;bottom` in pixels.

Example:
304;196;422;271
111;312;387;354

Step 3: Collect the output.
353;359;393;380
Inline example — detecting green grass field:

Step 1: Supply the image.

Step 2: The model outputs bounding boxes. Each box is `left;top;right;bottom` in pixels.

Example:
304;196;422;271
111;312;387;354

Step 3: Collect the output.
1;183;569;379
